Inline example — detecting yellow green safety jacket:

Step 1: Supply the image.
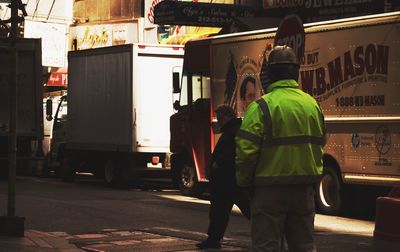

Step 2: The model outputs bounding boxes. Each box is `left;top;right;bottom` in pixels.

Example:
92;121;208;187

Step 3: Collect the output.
235;79;325;187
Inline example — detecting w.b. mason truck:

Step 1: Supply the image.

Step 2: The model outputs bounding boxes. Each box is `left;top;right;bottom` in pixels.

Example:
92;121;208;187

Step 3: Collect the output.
170;12;400;214
47;44;183;186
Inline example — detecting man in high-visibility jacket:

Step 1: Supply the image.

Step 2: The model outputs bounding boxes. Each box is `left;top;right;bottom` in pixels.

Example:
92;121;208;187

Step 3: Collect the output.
235;45;325;252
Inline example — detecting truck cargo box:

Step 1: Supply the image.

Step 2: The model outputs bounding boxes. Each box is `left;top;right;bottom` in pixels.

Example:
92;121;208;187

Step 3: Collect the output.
170;12;400;208
0;38;43;138
67;44;184;153
0;38;43;176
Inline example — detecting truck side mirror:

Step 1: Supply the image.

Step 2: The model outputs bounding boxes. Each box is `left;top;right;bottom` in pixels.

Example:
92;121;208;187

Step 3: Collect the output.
46;98;53;121
173;100;181;111
172;72;180;93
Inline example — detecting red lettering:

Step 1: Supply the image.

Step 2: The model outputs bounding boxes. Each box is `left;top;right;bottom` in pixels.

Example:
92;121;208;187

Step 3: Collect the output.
315;67;326;95
300;70;314;95
147;0;161;24
343;51;355;81
377;45;389;74
365;44;377;74
353;46;364;76
328;57;343;89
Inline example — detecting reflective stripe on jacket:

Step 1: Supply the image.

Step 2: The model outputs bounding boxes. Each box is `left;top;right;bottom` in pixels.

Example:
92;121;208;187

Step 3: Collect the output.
235;79;325;187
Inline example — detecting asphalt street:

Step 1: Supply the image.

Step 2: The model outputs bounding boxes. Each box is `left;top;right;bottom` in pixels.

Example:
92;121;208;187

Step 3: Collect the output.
0;175;398;251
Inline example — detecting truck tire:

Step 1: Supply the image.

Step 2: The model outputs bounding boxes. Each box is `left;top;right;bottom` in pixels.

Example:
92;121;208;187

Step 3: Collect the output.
32;155;51;178
179;163;204;197
59;151;76;182
104;159;117;186
316;166;343;215
0;161;7;180
32;160;46;177
59;157;75;182
103;158;130;189
39;155;51;177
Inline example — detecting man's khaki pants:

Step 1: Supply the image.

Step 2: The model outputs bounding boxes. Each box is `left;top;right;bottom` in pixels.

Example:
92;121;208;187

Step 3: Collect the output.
251;184;317;252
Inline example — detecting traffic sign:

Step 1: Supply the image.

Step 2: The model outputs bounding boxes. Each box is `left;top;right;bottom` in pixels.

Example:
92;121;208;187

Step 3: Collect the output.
274;14;305;63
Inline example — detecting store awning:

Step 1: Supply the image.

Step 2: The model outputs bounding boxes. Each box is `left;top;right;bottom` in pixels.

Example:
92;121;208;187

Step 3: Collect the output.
154;1;257;27
159;26;221;45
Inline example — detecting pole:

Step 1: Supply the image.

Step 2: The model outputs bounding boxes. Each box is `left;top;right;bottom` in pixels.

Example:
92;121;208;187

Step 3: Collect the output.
7;0;18;218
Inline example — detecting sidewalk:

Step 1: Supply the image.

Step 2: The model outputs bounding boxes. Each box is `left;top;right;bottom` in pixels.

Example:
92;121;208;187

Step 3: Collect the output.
0;228;247;252
1;227;400;251
0;230;84;252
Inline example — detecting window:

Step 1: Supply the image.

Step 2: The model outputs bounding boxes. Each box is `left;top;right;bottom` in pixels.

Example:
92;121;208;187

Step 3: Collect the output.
54;96;68;129
179;72;211;106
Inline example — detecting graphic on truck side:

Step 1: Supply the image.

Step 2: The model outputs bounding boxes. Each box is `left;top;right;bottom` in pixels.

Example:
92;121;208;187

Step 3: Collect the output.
171;13;400;214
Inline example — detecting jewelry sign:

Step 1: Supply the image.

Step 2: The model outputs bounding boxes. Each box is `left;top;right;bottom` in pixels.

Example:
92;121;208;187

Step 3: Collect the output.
263;0;400;22
154;1;256;27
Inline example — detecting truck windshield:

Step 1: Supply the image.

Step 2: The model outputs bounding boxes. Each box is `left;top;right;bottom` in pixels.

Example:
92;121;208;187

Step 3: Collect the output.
55;96;68;124
179;72;211;106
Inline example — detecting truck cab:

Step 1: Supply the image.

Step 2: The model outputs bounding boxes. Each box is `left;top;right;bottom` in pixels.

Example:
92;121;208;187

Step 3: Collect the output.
170;39;213;196
43;94;68;176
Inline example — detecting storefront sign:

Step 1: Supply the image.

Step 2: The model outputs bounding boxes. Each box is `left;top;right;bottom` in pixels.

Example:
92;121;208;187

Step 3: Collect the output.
70;25;112;50
146;0;163;28
154;1;256;27
263;0;400;22
47;71;67;87
70;23;138;50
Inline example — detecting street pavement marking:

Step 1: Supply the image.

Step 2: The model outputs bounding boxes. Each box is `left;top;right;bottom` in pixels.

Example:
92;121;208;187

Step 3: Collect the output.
75;233;109;239
110;231;138;236
143;226;208;238
102;228;117;232
47;231;70;237
110;240;141;245
29;237;53;248
143;237;187;243
81;244;112;252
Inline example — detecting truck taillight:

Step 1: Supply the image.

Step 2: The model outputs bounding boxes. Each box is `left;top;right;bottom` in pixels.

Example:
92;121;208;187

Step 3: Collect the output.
152;156;160;165
138;45;146;49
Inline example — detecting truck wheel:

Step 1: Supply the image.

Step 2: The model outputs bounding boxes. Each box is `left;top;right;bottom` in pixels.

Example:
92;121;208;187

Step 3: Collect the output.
179;164;204;197
31;160;43;177
103;159;130;189
59;151;76;182
32;160;47;177
59;157;75;182
104;159;117;186
316;166;342;215
0;161;7;180
39;155;51;177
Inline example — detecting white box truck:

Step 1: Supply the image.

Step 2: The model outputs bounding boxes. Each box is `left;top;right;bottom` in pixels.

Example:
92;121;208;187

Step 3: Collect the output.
53;44;183;186
170;12;400;213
